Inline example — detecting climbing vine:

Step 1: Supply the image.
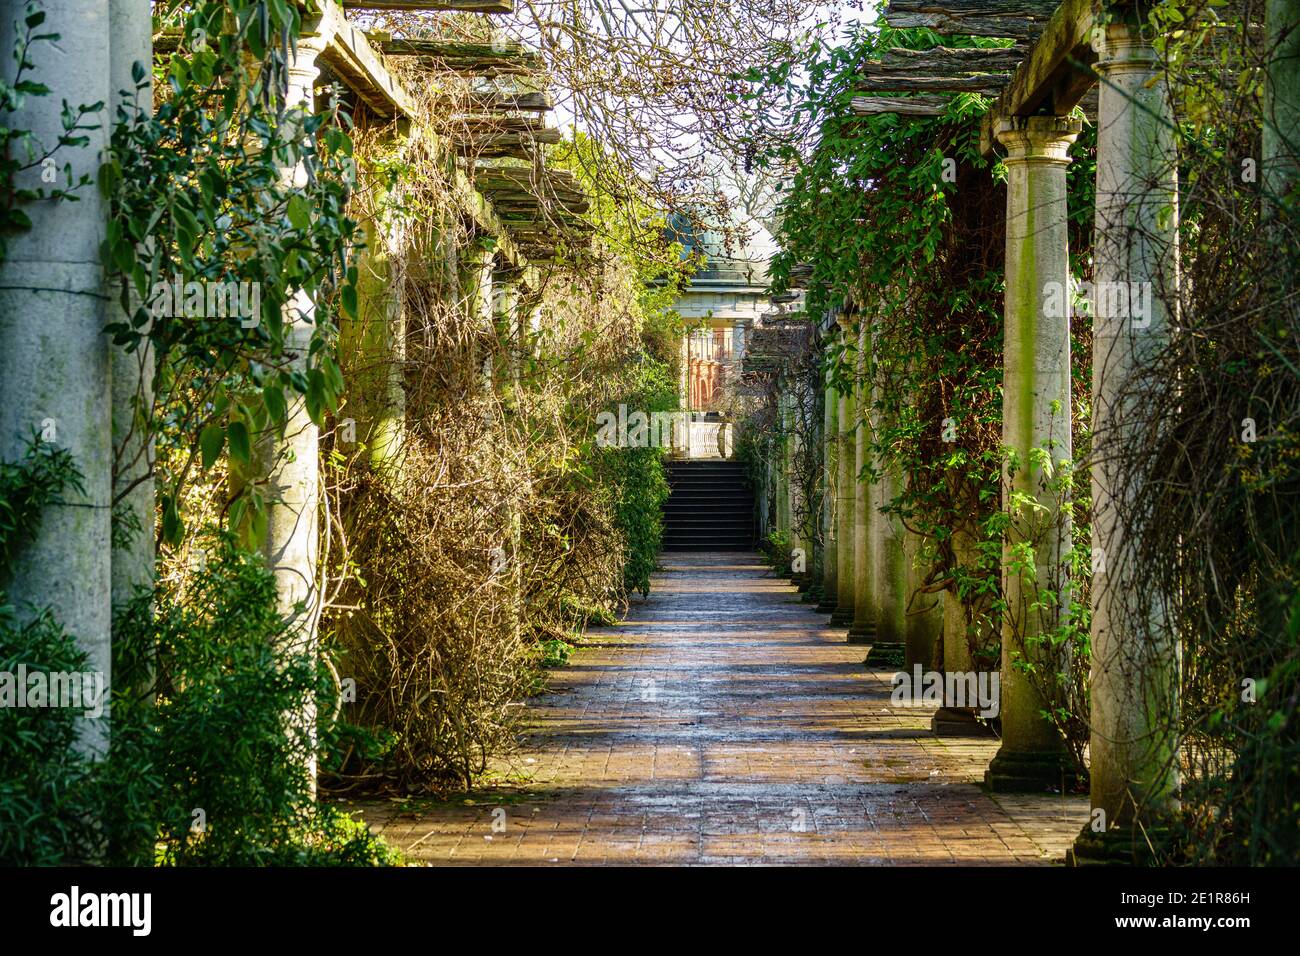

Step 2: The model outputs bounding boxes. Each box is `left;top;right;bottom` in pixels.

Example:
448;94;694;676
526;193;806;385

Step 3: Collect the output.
748;20;1097;762
0;4;102;261
105;0;360;546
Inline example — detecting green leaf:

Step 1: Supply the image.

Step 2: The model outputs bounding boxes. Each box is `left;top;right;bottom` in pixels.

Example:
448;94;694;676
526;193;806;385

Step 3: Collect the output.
287;193;311;231
227;420;251;466
263;384;287;425
199;423;225;470
162;495;183;547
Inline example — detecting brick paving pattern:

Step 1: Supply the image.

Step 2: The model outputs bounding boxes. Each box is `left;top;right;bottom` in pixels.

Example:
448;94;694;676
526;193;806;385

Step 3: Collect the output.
356;552;1088;864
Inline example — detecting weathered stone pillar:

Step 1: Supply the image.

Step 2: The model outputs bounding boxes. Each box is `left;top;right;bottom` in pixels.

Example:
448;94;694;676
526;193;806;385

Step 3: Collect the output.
343;140;406;474
237;31;332;790
493;272;521;396
817;358;839;612
985;115;1081;791
848;318;875;643
460;246;495;392
833;325;856;626
0;0;113;757
1076;20;1181;855
109;0;155;620
679;332;691;411
903;526;943;670
774;388;789;540
867;472;908;663
1264;0;1300;217
865;316;906;663
786;385;807;584
932;522;995;734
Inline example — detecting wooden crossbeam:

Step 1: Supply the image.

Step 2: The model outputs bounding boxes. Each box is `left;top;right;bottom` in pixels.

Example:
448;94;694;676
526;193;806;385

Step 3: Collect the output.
873;45;1028;72
885;1;1058;16
475;171;585;203
477;166;581;188
341;1;514;12
484;189;588;211
433;90;554;112
450;115;555;135
882;2;1045;40
857;74;1009;95
375;36;542;74
978;0;1097;155
850;95;949;116
479;181;583;198
454;130;562;158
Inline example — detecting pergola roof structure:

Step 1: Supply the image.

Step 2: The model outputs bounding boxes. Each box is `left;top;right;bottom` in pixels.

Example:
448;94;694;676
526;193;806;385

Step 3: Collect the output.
216;1;592;280
850;0;1098;124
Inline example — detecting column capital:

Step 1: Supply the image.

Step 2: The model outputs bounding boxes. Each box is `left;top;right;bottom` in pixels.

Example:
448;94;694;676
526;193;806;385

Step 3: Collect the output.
1095;21;1159;76
996;115;1083;164
286;33;329;103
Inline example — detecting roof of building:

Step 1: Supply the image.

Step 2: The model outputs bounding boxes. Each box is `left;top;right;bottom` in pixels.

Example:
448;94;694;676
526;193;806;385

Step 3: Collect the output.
665;210;774;289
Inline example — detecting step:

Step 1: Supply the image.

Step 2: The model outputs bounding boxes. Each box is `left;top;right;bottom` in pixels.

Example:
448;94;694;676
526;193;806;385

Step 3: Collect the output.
663;505;753;512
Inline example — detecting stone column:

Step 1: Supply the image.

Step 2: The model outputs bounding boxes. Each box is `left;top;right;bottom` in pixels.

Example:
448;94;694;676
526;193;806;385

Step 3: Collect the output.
679;331;691;412
0;0;113;757
903;526;943;670
985;115;1081;791
261;33;331;790
774;388;789;540
1076;20;1181;856
1264;0;1300;218
833;328;856;626
461;248;495;393
818;359;839;612
867;466;908;663
932;522;996;734
343;139;406;474
865;315;906;663
786;386;807;583
493;273;520;396
109;0;155;626
848;318;876;643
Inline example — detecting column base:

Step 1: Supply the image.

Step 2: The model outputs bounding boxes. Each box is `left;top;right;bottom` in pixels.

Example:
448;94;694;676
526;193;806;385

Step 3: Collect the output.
1067;823;1177;866
931;707;997;737
846;622;876;645
863;640;904;667
815;594;838;613
984;748;1078;793
830;607;854;626
803;584;823;604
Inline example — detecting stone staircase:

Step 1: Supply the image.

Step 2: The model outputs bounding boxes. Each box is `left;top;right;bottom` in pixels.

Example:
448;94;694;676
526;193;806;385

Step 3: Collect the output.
661;459;755;551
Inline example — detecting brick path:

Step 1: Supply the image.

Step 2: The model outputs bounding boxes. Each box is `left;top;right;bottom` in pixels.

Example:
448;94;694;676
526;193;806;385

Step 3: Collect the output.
355;552;1088;865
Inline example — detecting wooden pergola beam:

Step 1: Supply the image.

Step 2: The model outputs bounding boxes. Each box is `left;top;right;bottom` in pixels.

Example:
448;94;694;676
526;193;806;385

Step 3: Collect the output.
885;1;1059;16
340;0;514;12
476;166;581;188
454;130;562;158
882;1;1046;40
316;1;416;118
850;94;949;116
434;90;554;112
374;36;543;74
873;45;1028;71
449;115;557;135
857;74;1009;95
978;0;1097;155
